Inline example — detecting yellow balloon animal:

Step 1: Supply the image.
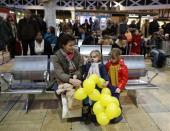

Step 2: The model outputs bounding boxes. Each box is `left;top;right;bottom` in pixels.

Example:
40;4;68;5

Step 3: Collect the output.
93;101;105;115
110;97;120;107
101;88;111;95
83;79;95;94
100;94;113;107
74;88;87;100
97;78;106;88
88;74;99;84
105;103;121;119
89;89;101;101
96;112;110;126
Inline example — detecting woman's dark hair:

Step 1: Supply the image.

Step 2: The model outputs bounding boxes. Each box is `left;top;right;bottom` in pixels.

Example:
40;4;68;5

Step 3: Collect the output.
6;14;14;22
102;29;110;37
49;26;55;34
36;31;43;36
59;33;75;48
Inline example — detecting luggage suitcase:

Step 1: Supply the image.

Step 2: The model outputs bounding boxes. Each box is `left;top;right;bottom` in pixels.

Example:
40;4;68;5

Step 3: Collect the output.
150;49;166;68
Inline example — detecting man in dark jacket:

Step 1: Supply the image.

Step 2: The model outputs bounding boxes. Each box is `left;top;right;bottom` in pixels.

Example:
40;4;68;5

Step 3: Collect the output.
149;17;160;35
18;10;39;55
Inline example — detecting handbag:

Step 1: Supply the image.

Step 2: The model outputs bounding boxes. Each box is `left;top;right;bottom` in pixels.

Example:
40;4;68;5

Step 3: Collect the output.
15;41;22;55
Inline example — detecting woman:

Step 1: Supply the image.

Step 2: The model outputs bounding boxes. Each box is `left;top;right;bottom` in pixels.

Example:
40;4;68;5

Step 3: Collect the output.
34;32;52;55
6;14;18;58
53;33;84;111
53;33;83;86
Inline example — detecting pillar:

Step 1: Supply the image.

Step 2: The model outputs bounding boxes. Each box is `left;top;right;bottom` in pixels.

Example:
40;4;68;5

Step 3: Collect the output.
44;0;56;28
71;10;75;21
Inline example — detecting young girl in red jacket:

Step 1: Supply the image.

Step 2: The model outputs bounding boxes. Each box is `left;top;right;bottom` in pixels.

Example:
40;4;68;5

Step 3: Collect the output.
105;48;128;99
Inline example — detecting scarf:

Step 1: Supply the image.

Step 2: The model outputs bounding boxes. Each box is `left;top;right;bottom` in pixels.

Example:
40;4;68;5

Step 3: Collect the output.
34;40;44;55
108;64;120;87
60;49;77;75
87;62;101;78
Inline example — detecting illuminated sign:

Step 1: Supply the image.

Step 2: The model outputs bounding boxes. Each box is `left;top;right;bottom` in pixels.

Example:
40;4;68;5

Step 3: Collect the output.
128;14;139;18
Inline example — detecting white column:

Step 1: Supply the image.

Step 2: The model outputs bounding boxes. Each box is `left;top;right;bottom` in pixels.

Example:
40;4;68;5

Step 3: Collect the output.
44;0;56;28
71;10;75;21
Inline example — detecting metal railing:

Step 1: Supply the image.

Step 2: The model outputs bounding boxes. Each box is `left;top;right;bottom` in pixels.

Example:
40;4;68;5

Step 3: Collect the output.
1;0;170;8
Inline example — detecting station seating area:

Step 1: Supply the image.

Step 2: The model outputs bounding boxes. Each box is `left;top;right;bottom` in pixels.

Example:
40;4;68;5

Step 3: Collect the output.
0;45;159;113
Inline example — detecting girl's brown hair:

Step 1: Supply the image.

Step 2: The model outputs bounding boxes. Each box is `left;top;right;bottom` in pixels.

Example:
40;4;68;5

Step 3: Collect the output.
110;48;121;59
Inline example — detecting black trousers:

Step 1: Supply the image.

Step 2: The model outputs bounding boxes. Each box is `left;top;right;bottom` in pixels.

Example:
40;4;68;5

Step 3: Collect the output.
7;38;16;58
21;40;34;55
108;85;120;100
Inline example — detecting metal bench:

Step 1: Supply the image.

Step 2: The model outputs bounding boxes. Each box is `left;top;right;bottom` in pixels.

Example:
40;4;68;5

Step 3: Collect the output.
122;55;158;107
0;55;53;112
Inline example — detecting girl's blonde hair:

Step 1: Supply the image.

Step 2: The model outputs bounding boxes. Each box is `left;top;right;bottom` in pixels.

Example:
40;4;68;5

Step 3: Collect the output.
90;50;101;59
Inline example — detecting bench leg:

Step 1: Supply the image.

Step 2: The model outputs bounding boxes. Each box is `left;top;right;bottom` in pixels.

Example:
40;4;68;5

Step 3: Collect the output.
25;94;35;112
127;90;138;107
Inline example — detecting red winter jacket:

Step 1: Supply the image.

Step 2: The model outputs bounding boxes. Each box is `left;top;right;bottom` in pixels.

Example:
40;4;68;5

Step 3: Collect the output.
130;34;141;55
105;58;128;91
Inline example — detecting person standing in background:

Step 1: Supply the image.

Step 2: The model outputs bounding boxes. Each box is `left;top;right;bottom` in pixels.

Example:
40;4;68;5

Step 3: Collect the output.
18;10;39;55
82;19;91;38
119;17;128;35
0;16;10;51
141;19;149;38
73;19;81;38
6;14;18;58
92;19;100;32
149;16;160;36
36;14;47;36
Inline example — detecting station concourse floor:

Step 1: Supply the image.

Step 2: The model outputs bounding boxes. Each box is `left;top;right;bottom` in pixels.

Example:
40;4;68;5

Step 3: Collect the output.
0;59;170;131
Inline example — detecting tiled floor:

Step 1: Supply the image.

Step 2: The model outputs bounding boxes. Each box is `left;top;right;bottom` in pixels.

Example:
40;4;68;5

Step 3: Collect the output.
0;60;170;131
